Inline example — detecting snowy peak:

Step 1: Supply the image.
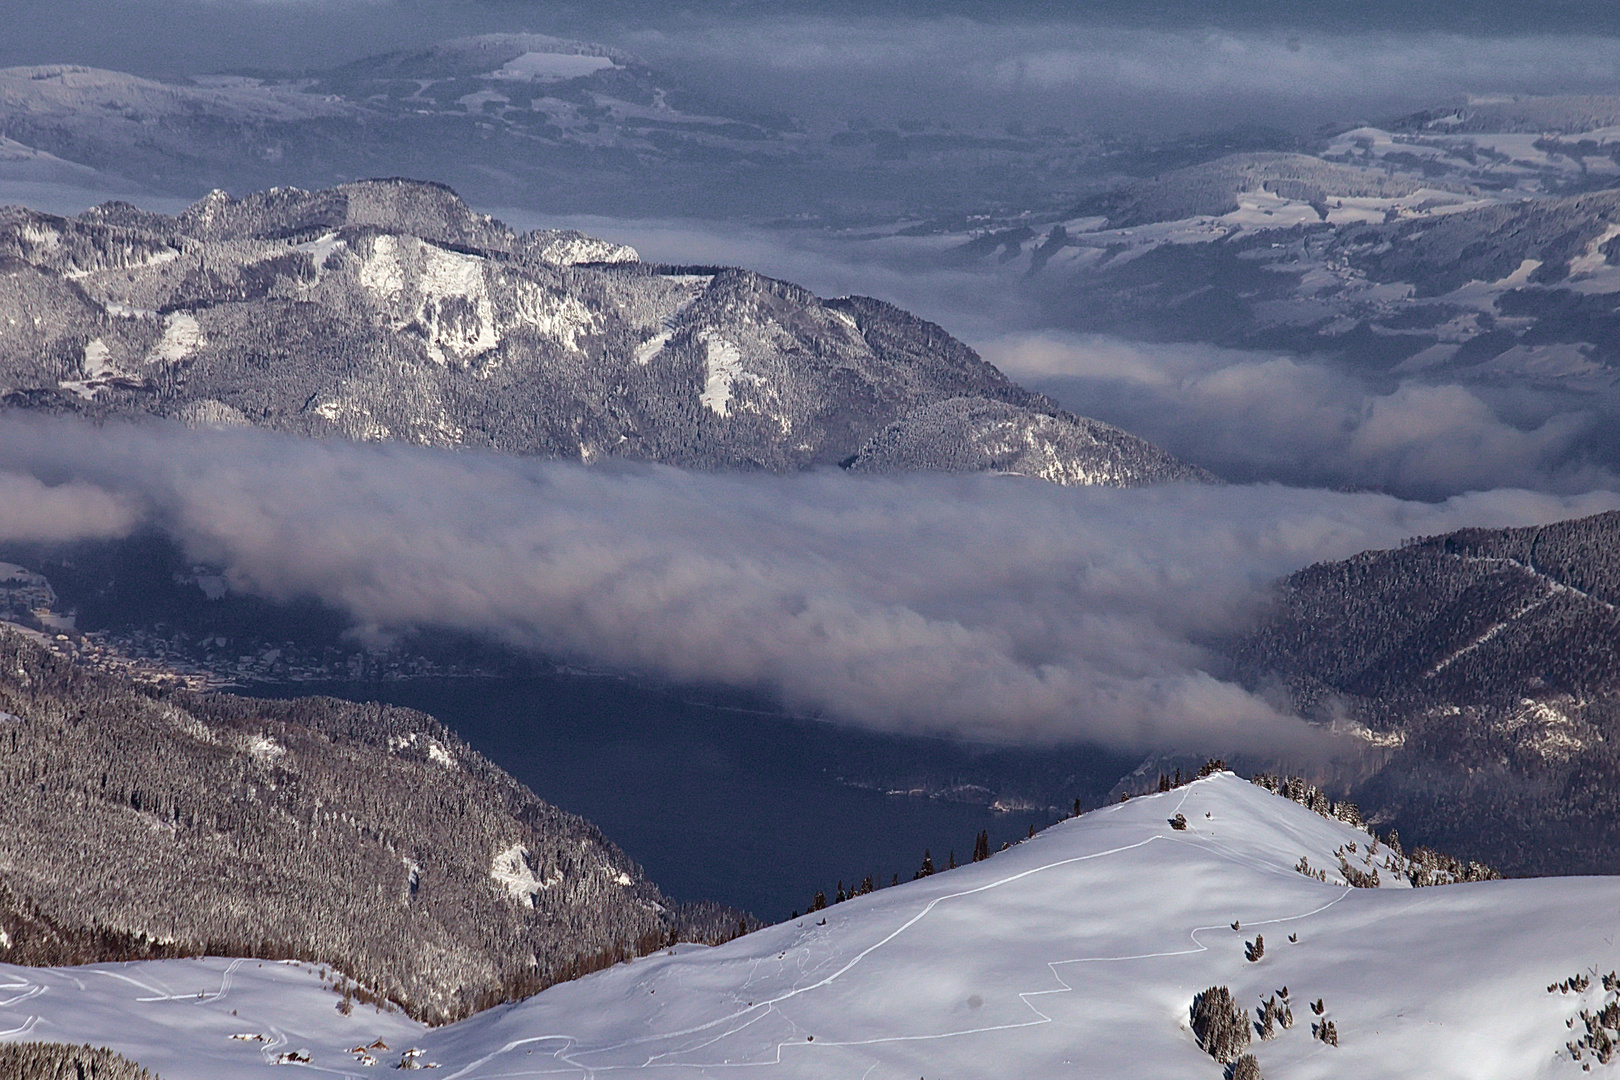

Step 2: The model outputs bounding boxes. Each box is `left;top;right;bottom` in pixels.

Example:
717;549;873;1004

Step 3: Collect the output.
325;32;637;82
4;772;1608;1079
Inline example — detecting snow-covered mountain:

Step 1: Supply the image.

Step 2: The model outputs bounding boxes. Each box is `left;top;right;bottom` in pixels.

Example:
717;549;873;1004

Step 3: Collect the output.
2;771;1610;1078
0;626;743;1027
906;97;1620;388
0;37;1105;220
0;179;1205;486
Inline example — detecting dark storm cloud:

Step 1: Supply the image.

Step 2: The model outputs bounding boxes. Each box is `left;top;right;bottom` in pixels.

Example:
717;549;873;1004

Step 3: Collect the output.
0;414;1613;755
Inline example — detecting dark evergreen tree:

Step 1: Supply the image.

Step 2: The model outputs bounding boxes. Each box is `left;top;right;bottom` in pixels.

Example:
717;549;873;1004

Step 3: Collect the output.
0;1042;159;1080
1191;986;1251;1064
1230;1052;1262;1080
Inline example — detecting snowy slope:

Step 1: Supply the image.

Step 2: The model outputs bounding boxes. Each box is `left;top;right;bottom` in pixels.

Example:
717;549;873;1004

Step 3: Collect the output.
3;773;1616;1078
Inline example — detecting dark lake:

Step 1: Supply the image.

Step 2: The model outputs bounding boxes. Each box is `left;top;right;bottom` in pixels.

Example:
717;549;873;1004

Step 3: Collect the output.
246;673;1133;920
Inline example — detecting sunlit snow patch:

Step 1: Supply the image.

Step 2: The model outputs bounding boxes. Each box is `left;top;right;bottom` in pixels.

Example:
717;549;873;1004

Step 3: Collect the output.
293;232;345;282
490;843;558;906
632;330;672;366
246;735;284;760
149;312;203;364
697;332;762;417
491;52;618;82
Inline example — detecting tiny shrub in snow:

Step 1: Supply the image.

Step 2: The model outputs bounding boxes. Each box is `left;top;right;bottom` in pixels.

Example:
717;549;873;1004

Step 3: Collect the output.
1558;968;1620;1065
1258;993;1292;1038
1294;856;1328;883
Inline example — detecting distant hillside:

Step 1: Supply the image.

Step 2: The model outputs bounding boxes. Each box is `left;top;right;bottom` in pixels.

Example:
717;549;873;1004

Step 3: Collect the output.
0;179;1206;486
0;40;1114;220
1233;510;1620;875
0;626;743;1025
926;96;1620;386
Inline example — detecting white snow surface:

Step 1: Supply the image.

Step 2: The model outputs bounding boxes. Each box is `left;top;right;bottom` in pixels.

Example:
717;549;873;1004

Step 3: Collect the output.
149;312;202;364
631;330;672;366
491;52;618;82
490;844;556;907
697;332;762;417
3;773;1617;1078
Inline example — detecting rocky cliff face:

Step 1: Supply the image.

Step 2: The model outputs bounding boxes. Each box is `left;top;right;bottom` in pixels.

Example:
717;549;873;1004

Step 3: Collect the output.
0;178;1205;486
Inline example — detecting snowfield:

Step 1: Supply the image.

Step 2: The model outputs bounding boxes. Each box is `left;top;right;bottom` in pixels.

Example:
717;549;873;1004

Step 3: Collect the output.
3;773;1616;1077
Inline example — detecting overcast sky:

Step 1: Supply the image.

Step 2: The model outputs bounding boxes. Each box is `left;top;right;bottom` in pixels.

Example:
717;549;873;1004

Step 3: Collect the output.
7;0;1620;135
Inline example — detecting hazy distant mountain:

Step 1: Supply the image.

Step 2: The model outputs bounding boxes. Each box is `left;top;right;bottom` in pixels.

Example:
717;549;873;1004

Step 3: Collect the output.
0;625;741;1025
0;178;1206;485
0;36;1111;219
1233;509;1620;875
921;98;1620;386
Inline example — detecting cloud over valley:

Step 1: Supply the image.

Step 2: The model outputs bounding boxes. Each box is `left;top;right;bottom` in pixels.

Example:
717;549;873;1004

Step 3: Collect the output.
0;415;1613;757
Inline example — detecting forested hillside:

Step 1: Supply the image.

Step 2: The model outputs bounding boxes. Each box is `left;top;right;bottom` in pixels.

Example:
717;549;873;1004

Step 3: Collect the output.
0;627;743;1024
1234;510;1620;875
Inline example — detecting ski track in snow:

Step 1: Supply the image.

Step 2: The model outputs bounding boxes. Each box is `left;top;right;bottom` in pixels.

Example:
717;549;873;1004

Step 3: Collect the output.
447;789;1354;1078
0;982;44;1010
0;1014;38;1039
0;957;258;1065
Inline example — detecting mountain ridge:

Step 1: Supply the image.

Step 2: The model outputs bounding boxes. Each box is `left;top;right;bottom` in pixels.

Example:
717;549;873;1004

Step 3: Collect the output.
0;178;1208;486
1;772;1608;1078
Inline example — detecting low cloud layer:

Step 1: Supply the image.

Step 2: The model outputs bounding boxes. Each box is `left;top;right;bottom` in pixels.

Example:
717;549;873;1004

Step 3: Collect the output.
986;331;1619;499
0;471;136;542
627;18;1620;134
507;212;1028;339
0;415;1614;757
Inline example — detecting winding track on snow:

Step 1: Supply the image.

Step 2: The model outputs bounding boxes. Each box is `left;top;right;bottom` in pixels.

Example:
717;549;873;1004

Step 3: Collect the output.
446;787;1356;1078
